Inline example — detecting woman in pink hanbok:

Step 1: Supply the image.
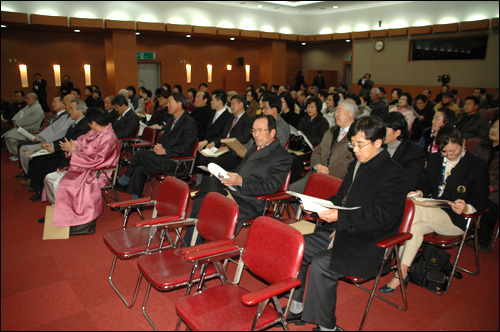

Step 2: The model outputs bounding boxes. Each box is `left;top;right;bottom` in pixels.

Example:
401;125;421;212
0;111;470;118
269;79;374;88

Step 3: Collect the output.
43;107;121;234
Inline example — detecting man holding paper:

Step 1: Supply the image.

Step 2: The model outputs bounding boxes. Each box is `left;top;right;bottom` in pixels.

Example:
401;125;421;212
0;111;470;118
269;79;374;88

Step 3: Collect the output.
287;116;408;331
4;93;44;160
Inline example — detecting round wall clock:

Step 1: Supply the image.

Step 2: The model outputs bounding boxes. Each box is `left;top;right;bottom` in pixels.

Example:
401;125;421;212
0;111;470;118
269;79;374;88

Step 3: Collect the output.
374;40;385;52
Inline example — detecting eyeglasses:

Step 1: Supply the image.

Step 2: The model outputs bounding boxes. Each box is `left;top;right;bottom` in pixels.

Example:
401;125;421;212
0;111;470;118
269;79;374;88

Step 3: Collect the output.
440;146;462;157
348;141;372;150
250;128;269;135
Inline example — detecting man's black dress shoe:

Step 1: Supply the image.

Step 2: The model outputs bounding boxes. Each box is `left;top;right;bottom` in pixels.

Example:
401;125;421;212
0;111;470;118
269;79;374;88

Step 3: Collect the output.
114;182;128;192
27;186;36;192
38;217;45;223
30;191;42;202
15;171;27;178
283;307;306;326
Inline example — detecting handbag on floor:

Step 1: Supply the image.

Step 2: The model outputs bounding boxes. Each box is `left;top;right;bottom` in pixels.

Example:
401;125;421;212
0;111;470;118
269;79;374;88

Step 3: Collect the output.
408;244;453;292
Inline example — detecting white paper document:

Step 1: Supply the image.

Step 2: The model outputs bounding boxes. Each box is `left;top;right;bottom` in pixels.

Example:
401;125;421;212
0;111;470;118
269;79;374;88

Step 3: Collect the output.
197;163;237;191
200;146;229;158
410;197;452;208
17;127;36;141
286;191;361;213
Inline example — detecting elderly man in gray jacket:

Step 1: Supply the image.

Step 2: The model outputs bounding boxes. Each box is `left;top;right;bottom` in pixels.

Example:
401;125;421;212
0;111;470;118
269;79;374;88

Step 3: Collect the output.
4;93;44;160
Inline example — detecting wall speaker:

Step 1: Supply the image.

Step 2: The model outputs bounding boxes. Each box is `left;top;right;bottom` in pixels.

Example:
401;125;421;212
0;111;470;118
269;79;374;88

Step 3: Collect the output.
237;57;244;66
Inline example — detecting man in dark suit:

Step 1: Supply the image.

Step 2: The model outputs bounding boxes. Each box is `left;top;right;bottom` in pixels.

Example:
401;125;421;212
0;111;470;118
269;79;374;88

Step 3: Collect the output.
287;116;408;331
111;94;139;139
104;95;119;124
115;93;197;199
190;90;213;141
186;114;293;243
197;89;233;152
456;96;490;140
27;99;91;201
198;94;254;171
382;111;426;191
60;75;74;96
312;71;326;90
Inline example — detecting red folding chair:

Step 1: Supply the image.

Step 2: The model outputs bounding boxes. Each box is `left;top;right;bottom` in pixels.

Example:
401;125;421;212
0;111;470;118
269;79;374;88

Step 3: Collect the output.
342;198;415;331
421;208;490;295
145;140;199;198
137;192;239;330
103;177;190;307
175;216;305;331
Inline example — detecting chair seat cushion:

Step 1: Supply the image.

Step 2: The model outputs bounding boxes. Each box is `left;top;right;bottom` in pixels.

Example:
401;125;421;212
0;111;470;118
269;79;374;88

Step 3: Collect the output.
423;232;463;246
176;283;279;331
137;249;219;290
103;228;167;257
255;192;294;201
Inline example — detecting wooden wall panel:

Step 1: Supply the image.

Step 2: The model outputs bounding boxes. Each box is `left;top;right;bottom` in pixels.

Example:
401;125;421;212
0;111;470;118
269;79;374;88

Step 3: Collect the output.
70;17;103;29
432;23;459;33
460;19;489;31
370;30;388;38
409;26;432;35
31;14;67;27
105;20;135;30
137;22;165;32
1;11;29;24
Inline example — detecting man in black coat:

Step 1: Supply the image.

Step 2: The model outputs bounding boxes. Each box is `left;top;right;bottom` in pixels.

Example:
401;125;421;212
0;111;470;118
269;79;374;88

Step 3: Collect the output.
197;89;233;152
111;94;139;139
115;93;197;198
190;90;213;141
27;99;91;201
287;116;408;331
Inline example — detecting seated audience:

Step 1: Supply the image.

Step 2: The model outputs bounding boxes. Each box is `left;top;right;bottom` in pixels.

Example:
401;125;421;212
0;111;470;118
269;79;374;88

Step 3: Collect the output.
59;75;73;97
127;85;140;110
471;117;499;250
245;89;260;117
379;87;390;107
297;96;330;147
91;89;104;108
421;89;436;109
115;93;197;199
419;107;457;156
41;107;121;234
18;95;74;177
186;88;197;114
451;89;464;108
198;94;254;172
84;86;95;108
456;96;490;140
288;99;357;200
323;93;339;128
380;125;489;293
2;90;27;126
27;99;90;201
434;84;449;104
111;94;140;139
4;93;44;160
358;93;372;117
382;111;426;190
104;96;119;123
287;116;408;331
190;90;213;140
434;91;460;115
186;114;293;241
280;91;300;129
473;88;489;110
370;88;388;118
411;94;435;141
262;94;291;147
389;88;402;106
197;90;232;152
147;90;172;129
390;92;415;130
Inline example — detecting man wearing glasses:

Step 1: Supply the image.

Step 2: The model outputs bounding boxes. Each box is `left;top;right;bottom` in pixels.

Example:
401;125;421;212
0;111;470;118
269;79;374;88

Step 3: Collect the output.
286;116;408;331
185;114;292;243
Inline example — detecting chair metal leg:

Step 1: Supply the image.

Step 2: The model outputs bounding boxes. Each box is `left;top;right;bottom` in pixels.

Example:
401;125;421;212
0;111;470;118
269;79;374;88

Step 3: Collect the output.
142;282;159;331
108;255;143;308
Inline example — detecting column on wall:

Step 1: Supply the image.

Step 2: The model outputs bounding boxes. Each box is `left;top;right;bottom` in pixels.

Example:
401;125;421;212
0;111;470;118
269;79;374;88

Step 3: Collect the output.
260;40;287;86
104;29;138;95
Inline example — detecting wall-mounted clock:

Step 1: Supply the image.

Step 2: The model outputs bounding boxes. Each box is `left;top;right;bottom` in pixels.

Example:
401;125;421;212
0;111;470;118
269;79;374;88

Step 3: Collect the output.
375;40;385;52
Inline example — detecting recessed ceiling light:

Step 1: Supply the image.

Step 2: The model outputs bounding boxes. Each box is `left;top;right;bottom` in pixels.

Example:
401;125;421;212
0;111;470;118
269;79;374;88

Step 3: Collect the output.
74;29;80;33
230;37;235;41
186;34;191;38
1;25;6;28
136;32;140;35
302;42;306;45
333;6;339;9
258;5;263;8
346;39;351;42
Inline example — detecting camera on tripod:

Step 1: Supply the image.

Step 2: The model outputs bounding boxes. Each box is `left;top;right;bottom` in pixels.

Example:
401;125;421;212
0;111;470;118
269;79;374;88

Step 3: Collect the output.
437;74;451;85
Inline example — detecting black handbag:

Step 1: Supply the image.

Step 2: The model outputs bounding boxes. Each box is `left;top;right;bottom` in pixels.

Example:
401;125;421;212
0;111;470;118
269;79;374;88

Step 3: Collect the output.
408;244;453;292
289;134;312;153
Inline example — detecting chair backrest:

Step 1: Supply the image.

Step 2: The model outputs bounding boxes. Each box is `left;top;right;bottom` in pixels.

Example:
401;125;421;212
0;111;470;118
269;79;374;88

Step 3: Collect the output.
242;216;304;284
399;198;416;234
277;170;292;192
197;192;239;242
155;130;165;143
479;108;496;121
140;126;156;143
155;176;190;217
465;138;481;153
304;173;343;199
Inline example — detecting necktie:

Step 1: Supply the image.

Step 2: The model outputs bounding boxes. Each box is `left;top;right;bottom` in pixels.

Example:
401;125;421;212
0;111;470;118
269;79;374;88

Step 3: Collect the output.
171;118;177;130
226;117;238;138
337;129;346;142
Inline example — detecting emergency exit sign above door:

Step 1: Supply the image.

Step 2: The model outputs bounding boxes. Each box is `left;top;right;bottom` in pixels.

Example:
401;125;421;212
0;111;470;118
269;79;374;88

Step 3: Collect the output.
137;52;156;60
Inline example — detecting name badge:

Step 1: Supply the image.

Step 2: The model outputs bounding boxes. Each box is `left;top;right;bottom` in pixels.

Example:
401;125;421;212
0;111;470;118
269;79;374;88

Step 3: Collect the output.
457;185;466;194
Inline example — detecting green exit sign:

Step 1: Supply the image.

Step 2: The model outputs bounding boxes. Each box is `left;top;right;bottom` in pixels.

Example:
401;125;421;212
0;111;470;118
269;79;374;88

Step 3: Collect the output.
137;52;156;60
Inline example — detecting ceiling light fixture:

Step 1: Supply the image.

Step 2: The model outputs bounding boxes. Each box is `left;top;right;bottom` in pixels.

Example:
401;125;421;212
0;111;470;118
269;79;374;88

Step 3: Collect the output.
136;32;140;35
230;38;235;41
186;34;191;38
74;29;80;33
301;43;306;45
333;6;339;9
258;5;263;8
346;39;351;42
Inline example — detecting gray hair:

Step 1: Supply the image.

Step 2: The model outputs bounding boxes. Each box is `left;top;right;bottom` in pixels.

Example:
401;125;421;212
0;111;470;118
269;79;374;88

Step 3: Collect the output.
371;88;380;95
339;99;359;119
73;98;88;114
27;92;38;100
118;89;129;98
